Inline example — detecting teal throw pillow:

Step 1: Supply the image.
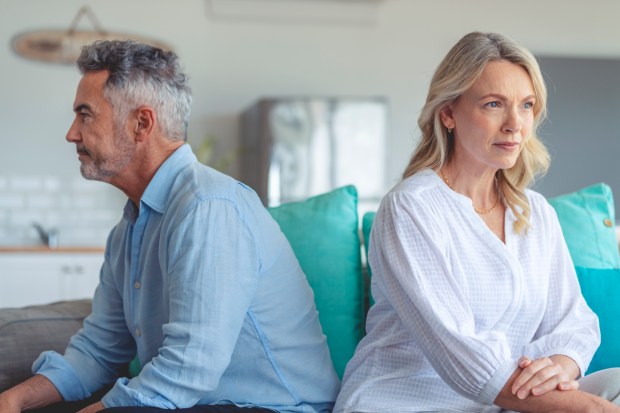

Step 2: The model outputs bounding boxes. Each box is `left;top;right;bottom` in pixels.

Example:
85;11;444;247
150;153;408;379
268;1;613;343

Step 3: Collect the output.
269;186;364;378
362;212;376;307
575;266;620;374
362;212;376;270
548;183;619;269
128;354;141;378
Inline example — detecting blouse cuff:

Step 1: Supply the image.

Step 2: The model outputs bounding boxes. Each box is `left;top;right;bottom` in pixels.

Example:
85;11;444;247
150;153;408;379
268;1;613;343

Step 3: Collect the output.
477;357;516;405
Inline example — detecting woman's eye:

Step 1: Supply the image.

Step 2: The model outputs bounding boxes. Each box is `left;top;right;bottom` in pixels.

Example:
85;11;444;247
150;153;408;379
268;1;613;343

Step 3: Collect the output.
485;101;500;108
523;102;534;109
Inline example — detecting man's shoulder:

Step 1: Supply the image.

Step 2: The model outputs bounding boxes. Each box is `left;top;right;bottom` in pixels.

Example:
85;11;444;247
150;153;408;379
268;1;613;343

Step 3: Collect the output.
169;163;262;216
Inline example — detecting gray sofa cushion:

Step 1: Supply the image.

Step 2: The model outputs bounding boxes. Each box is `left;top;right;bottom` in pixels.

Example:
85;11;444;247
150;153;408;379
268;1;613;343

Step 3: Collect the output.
0;300;91;392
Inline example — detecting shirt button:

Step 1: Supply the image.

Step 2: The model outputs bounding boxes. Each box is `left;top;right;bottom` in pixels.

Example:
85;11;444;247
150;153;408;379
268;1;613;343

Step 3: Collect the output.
604;218;613;227
134;281;141;289
135;328;141;337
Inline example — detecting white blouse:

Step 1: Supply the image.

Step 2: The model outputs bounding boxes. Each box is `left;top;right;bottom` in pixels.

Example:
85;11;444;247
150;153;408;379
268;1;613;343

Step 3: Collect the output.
334;169;600;413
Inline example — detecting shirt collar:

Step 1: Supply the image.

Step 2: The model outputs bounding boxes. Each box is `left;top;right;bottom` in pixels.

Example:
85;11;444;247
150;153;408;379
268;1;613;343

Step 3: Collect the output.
122;144;196;223
142;143;196;213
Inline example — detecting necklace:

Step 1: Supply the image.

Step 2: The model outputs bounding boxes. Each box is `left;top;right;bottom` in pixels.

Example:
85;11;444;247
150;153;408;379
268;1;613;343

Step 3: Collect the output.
441;170;500;215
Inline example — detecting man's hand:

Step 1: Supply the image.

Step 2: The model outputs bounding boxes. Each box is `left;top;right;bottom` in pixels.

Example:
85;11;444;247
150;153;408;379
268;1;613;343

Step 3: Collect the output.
511;355;580;399
77;400;105;413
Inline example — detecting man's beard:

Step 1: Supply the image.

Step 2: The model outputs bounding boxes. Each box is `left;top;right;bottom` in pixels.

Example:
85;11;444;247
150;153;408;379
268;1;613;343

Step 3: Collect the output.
80;126;135;181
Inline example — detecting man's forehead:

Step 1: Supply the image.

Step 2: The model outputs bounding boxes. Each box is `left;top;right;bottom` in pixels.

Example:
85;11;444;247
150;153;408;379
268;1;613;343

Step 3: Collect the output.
73;70;110;110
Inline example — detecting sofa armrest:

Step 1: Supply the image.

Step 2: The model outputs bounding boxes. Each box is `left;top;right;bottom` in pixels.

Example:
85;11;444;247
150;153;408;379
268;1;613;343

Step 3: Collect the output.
0;300;92;392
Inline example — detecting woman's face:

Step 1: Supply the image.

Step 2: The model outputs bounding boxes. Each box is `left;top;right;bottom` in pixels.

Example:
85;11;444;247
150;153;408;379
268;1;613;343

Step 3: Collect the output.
441;59;536;175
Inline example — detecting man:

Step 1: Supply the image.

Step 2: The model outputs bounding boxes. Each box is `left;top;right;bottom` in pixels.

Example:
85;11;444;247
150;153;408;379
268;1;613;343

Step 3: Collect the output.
0;40;339;413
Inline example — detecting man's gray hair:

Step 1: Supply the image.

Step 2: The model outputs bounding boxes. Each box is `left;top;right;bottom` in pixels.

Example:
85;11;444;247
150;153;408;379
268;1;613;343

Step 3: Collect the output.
77;40;192;141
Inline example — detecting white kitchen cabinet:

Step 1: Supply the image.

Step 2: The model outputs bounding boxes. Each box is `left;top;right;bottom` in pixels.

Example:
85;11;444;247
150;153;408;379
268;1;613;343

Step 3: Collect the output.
0;250;104;308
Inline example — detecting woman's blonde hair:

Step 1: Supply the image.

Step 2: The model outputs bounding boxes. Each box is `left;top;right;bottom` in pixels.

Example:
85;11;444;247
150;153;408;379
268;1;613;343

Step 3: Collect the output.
403;31;550;233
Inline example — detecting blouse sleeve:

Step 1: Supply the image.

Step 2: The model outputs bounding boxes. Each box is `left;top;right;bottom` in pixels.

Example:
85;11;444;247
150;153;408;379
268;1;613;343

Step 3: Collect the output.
522;198;600;376
368;191;516;404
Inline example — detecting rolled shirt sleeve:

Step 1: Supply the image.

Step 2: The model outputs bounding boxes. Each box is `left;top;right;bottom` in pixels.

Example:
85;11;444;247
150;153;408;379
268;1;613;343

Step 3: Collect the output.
34;240;136;402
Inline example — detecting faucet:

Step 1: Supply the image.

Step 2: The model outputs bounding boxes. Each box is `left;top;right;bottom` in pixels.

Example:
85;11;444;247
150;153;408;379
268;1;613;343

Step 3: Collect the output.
32;222;59;249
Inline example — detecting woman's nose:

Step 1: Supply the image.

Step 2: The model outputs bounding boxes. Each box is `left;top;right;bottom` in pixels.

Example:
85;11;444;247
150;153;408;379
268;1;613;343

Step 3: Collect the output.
502;109;522;134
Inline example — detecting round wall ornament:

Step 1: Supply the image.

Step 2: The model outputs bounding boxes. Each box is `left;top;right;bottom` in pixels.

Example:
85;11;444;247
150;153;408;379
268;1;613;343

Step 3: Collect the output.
11;6;172;65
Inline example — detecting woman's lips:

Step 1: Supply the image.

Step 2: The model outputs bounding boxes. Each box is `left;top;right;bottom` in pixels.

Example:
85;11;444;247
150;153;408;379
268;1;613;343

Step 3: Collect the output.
494;142;520;151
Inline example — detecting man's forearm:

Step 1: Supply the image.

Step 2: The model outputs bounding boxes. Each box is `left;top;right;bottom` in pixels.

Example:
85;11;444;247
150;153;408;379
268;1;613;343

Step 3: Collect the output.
0;374;63;411
495;367;619;413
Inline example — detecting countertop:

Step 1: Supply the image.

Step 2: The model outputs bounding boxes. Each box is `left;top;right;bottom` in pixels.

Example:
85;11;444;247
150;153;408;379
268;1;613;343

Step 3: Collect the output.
0;246;105;254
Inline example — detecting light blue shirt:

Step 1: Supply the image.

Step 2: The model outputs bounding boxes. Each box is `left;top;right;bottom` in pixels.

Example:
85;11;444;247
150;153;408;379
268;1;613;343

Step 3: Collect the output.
34;144;339;412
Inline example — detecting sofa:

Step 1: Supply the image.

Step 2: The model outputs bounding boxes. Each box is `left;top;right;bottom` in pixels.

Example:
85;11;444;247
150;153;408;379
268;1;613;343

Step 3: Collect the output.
1;183;619;392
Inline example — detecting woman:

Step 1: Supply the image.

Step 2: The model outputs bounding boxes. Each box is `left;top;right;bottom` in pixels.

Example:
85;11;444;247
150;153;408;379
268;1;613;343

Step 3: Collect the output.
334;32;620;413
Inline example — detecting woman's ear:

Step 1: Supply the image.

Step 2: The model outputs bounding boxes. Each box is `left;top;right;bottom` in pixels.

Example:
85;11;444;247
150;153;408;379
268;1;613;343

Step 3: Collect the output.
439;105;455;130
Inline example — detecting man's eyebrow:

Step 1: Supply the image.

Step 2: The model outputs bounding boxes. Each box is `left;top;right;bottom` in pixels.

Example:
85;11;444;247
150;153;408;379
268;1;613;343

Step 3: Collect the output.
74;103;93;113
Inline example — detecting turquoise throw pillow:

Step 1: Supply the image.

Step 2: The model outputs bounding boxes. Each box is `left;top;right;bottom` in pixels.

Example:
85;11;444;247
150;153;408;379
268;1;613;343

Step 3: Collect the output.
548;183;619;269
128;354;141;378
575;266;620;374
362;212;376;307
269;186;364;378
362;212;376;269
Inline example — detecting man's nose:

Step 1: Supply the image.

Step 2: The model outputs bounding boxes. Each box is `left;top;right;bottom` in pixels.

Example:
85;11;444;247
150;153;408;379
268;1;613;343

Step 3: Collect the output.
66;119;81;143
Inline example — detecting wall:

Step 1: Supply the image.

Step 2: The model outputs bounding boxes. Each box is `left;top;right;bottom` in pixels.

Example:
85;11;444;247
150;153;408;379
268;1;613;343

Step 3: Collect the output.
536;56;620;213
1;0;620;246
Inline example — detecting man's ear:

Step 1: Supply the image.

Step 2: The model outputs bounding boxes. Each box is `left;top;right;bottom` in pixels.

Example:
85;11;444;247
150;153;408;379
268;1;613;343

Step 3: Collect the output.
133;106;156;142
439;104;455;130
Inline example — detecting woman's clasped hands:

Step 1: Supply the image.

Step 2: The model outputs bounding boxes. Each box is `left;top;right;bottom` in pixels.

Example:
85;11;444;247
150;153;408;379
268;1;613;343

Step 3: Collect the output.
511;355;581;400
